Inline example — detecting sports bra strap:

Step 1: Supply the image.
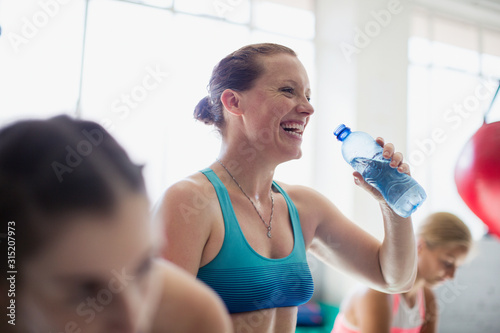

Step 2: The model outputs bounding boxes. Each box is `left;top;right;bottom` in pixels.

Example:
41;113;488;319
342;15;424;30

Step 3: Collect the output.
392;289;425;317
392;293;400;314
418;288;425;318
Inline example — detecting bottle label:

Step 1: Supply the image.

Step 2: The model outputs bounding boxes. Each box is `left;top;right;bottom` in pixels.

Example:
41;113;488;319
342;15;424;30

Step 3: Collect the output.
350;154;423;217
349;151;385;174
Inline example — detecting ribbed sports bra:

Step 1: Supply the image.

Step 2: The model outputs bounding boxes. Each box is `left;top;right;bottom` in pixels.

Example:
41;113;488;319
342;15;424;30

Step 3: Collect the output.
196;168;314;314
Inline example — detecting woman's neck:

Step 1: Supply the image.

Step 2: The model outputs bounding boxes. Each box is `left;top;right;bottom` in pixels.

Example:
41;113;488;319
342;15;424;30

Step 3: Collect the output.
401;274;426;300
215;145;277;200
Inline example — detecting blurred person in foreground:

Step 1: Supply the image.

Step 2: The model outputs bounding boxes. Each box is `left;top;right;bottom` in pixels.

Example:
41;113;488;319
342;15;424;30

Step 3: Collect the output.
0;115;232;333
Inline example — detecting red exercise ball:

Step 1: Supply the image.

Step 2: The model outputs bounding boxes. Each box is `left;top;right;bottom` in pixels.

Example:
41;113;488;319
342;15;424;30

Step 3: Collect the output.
455;121;500;238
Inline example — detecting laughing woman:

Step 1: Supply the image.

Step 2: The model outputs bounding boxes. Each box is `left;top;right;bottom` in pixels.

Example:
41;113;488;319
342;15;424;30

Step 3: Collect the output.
156;43;418;333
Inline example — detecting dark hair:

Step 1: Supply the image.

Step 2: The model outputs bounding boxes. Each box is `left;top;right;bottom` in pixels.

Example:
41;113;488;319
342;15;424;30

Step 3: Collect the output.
0;115;145;280
194;43;297;130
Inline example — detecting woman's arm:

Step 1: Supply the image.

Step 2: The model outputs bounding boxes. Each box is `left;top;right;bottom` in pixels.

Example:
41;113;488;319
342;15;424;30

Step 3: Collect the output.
420;287;437;333
353;139;417;292
297;139;417;293
304;187;415;293
153;175;216;275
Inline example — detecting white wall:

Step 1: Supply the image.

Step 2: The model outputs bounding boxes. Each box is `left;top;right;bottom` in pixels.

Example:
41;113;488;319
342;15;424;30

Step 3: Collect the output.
313;0;412;305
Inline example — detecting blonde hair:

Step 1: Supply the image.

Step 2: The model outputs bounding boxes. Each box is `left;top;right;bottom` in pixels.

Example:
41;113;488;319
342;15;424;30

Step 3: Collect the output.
417;212;472;250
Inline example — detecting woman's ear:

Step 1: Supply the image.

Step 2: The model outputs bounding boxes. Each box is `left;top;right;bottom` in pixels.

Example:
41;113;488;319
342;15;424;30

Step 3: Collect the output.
221;89;243;116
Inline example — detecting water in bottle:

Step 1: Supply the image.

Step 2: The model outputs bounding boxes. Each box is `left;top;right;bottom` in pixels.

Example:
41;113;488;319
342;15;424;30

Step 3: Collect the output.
333;124;426;218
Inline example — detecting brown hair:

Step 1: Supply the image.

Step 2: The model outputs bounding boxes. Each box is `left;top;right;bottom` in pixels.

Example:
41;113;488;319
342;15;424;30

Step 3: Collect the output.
417;212;472;250
194;43;297;130
0;115;145;281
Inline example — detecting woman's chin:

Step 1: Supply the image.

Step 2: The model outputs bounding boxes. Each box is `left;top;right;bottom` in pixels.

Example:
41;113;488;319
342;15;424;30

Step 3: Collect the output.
427;278;446;288
284;150;302;162
273;144;302;163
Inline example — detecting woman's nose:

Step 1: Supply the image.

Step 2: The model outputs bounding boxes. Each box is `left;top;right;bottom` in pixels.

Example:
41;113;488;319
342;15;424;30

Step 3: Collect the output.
445;266;456;280
105;284;145;333
297;98;314;116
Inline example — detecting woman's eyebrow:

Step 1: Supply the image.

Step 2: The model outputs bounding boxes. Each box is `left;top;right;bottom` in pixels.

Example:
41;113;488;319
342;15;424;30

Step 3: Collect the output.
279;79;299;86
279;79;311;93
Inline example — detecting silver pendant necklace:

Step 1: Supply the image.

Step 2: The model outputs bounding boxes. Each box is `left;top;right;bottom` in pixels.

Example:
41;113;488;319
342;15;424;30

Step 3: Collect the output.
216;158;274;238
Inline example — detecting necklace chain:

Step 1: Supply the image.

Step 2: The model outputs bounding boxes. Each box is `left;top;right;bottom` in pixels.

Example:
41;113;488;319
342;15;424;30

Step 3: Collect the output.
216;159;274;238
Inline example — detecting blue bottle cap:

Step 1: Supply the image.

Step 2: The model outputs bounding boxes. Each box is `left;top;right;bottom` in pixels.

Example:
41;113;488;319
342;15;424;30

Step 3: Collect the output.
333;124;351;141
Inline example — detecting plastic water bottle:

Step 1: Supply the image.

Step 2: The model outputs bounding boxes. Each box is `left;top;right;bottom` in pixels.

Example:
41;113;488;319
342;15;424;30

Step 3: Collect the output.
333;124;426;218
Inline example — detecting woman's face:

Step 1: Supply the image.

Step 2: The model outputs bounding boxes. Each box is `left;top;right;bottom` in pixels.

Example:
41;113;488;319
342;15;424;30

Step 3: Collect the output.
236;53;314;161
417;240;469;288
18;193;161;333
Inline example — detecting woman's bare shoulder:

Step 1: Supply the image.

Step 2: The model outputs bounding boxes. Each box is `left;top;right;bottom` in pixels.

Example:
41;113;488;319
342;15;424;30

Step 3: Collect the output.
161;172;211;200
360;287;392;303
154;171;219;223
340;286;392;329
274;181;330;207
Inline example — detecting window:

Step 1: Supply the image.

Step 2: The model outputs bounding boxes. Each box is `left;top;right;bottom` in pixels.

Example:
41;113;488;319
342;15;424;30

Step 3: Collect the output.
407;8;500;239
0;0;316;203
0;0;85;122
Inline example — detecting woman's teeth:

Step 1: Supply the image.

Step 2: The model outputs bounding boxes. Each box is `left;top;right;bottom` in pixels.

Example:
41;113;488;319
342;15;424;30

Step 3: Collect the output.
281;123;304;138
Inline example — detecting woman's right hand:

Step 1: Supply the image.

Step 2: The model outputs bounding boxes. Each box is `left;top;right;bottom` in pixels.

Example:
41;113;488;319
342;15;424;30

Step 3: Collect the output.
353;137;411;206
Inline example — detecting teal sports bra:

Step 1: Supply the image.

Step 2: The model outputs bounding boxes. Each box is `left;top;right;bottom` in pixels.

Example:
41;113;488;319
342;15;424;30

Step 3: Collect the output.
196;168;314;314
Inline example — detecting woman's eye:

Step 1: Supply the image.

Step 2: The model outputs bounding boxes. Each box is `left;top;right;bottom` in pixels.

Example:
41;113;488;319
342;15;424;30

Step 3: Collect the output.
281;87;294;95
442;261;453;268
136;257;153;278
68;282;100;303
306;96;311;102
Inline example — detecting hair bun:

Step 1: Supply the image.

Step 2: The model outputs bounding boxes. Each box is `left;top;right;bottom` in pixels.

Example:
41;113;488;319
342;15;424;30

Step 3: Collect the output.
193;44;296;131
194;96;215;125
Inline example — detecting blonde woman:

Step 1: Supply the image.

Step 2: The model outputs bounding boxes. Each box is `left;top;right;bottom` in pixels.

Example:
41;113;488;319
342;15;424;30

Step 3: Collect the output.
332;212;472;333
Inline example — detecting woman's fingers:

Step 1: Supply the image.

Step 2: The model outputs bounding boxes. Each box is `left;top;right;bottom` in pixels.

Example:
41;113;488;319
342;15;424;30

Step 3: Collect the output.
376;137;412;175
375;137;385;147
390;152;403;167
382;142;395;159
353;171;384;201
398;162;411;175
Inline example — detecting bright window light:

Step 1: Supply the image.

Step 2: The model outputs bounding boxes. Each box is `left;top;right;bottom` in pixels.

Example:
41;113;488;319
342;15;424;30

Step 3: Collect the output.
254;0;315;40
407;12;500;240
174;0;251;23
0;0;85;123
0;0;316;203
